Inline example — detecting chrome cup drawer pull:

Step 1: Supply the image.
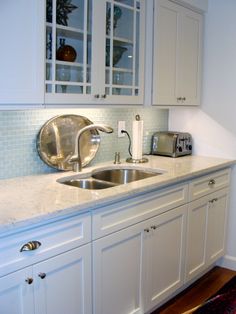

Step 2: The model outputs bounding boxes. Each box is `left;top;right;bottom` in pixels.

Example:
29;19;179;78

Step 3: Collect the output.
20;241;41;252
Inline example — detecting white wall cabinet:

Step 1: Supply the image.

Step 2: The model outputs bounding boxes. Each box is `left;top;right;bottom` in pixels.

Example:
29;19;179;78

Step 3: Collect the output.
45;0;145;105
152;0;203;106
0;1;45;106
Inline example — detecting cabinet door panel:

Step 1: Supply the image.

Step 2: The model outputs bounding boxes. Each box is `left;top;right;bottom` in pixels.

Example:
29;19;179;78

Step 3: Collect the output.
103;0;145;104
34;244;91;314
185;198;207;281
153;0;203;106
153;0;180;105
179;8;202;105
0;268;34;314
206;189;229;264
0;1;44;105
93;222;146;314
144;205;187;311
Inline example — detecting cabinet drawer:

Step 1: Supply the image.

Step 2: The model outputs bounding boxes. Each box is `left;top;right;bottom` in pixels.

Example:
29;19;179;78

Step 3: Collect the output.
0;213;91;277
189;168;231;201
92;183;188;239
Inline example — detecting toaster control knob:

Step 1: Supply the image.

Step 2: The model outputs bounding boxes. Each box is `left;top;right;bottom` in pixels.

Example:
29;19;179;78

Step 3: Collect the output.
188;145;192;150
178;146;182;152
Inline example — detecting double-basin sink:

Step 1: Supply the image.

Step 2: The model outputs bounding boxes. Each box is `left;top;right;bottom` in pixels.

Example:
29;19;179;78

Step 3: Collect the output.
59;167;164;190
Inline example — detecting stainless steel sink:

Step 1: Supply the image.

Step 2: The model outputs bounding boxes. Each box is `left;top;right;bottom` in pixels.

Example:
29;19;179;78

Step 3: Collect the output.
59;167;163;190
92;168;161;185
61;179;116;190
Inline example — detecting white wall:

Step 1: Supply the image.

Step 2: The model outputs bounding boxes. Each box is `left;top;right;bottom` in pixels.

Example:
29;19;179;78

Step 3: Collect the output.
169;0;236;269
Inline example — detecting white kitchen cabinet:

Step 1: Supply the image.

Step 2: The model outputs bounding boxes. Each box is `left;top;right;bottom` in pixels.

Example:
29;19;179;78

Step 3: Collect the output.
143;205;187;312
93;204;187;314
45;0;145;105
0;245;91;314
93;221;145;314
185;188;229;282
34;244;92;314
0;213;92;314
0;267;34;314
152;0;203;106
0;1;44;105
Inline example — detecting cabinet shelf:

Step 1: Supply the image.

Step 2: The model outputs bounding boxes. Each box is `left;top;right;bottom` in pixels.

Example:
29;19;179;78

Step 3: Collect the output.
107;36;133;46
111;67;133;73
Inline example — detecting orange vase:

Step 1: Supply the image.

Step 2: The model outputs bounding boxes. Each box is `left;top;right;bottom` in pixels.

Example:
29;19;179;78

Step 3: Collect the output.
56;39;77;62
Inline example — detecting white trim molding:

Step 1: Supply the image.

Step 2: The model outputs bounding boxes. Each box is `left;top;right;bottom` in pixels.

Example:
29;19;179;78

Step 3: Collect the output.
217;255;236;271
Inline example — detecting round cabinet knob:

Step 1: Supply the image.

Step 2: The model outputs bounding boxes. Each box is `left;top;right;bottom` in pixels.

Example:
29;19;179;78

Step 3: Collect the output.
182;97;186;101
38;272;46;279
209;198;218;203
208;179;216;186
177;97;182;102
25;277;33;285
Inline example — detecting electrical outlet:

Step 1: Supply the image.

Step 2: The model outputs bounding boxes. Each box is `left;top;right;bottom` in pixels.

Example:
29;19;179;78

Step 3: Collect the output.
118;121;126;137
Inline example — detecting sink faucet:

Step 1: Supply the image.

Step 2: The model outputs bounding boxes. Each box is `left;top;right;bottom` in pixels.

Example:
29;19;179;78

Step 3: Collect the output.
69;124;113;172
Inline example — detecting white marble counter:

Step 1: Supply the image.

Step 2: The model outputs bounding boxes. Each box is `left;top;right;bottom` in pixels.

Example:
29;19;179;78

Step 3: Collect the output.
0;155;235;234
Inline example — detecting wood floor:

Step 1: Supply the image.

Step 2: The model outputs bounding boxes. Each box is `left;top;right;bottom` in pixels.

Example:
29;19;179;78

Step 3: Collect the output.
151;266;236;314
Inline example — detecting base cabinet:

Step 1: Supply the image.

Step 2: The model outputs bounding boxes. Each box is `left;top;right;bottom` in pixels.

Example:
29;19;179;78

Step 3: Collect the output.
0;244;91;314
185;188;229;282
93;205;187;314
93;222;144;314
0;169;231;314
144;205;187;312
0;268;34;314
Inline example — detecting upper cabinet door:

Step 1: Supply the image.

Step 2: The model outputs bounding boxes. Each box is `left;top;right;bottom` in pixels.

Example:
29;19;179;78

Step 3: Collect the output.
152;0;203;106
45;0;94;104
45;0;145;105
0;1;44;106
102;0;145;104
178;7;203;105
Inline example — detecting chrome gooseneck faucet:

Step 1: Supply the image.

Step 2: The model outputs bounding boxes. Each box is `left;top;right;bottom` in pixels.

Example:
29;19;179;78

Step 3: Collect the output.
69;124;113;172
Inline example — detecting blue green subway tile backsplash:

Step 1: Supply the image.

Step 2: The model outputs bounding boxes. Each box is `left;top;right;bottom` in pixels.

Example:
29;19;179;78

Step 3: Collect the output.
0;108;168;180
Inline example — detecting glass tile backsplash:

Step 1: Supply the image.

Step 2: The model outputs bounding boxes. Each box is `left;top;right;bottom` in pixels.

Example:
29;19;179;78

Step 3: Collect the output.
0;108;168;179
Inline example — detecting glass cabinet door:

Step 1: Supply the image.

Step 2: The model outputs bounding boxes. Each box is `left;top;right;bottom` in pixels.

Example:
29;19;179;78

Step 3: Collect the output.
105;0;143;99
45;0;92;96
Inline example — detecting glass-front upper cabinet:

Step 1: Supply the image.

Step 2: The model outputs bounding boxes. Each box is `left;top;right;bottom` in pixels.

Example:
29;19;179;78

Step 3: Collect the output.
45;0;145;105
104;0;144;104
45;0;93;104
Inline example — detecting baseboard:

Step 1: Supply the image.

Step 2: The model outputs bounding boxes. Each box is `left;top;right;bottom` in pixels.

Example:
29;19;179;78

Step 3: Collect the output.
217;255;236;270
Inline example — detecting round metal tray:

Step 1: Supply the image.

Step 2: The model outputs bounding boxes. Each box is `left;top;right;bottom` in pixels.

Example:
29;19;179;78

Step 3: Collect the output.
37;115;100;171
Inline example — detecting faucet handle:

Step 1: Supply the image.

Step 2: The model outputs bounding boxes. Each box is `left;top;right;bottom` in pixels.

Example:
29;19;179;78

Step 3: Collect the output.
114;152;121;164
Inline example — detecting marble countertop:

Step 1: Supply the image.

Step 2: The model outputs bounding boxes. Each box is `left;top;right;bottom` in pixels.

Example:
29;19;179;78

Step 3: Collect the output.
0;155;235;234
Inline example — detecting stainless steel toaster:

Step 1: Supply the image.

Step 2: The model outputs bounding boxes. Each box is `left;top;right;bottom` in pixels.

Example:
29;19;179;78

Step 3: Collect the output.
151;131;192;157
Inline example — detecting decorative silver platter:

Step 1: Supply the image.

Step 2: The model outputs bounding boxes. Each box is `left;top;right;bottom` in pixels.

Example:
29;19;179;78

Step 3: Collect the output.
37;115;100;171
